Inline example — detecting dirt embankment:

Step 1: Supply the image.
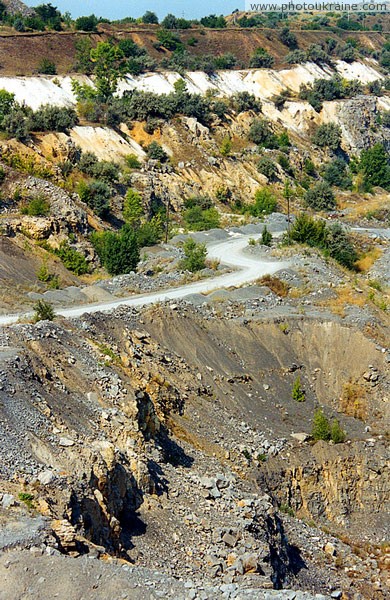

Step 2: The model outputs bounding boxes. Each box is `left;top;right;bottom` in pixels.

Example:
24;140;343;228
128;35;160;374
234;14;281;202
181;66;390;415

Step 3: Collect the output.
0;27;386;76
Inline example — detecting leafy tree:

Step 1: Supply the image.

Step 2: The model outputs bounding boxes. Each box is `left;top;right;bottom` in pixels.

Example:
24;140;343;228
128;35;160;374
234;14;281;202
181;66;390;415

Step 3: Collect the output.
307;44;332;65
250;187;277;215
123;188;143;225
0;89;16;122
78;180;111;218
230;92;262;113
184;206;220;231
200;14;226;28
312;408;331;441
33;300;55;322
257;156;278;181
75;15;98;31
90;42;126;100
359;143;390;190
180;238;207;272
137;216;164;247
292;376;305;402
28;105;78;132
305;181;336;211
142;11;159;24
156;29;183;51
312;123;341;151
261;225;272;246
249;47;274;68
290;213;327;248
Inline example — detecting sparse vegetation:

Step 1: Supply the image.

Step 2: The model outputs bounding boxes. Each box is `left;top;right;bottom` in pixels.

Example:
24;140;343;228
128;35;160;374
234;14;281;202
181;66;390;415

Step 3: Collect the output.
180;238;207;272
33;300;55;322
292;376;305;402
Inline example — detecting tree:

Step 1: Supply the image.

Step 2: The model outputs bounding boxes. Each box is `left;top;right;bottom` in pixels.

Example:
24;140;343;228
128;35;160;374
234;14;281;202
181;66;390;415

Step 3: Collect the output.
180;238;207;272
0;89;15;123
312;122;342;150
75;15;98;32
200;15;226;28
292;376;305;402
305;181;336;211
33;300;55;322
248;119;278;148
325;223;358;269
146;141;169;162
359;143;390;190
123;188;143;225
323;158;351;189
90;42;125;100
279;27;298;49
312;409;331;441
142;11;158;24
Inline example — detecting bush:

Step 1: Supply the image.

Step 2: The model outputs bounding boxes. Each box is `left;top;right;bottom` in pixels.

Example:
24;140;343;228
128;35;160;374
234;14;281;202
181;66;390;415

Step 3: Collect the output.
230;92;262;113
91;226;140;275
220;136;232;156
250;187;277;215
285;49;307;64
142;11;158;24
331;419;346;443
78;180;111;218
292;376;305;402
305;181;336;211
37;58;56;75
290;213;327;248
21;195;50;216
200;14;226;29
257;156;277;181
248;119;278;148
124;154;141;169
312;408;331;441
249;47;274;68
180;238;207;272
325;223;358;269
146;141;168;162
78;151;98;176
261;225;272;246
279;27;298;49
33;300;55;322
29;105;78;132
312;123;341;150
54;242;89;275
184;206;220;231
0;165;5;183
323;158;352;189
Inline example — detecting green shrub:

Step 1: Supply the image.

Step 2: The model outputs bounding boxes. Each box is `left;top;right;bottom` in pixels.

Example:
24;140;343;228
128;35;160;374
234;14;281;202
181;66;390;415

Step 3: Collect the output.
220;136;232;156
37;58;57;75
33;300;55;322
279;27;298;49
325;223;358;269
285;49;307;64
257;156;278;181
180;238;207;272
330;419;346;443
137;217;164;247
78;180;111;218
312;408;331;441
21;195;50;216
28;105;78;132
311;123;341;150
323;158;352;189
230;92;262;113
249;47;274;68
250;187;277;215
184;206;220;231
359;143;390;190
146;141;169;162
54;242;89;275
292;376;305;402
124;154;141;169
248;119;278;148
0;165;5;183
91;226;140;275
18;492;35;508
75;15;98;32
123;188;143;225
305;181;336;211
261;225;272;246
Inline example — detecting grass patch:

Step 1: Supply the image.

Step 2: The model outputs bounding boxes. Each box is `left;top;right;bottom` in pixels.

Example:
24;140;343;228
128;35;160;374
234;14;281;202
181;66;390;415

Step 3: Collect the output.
339;382;367;421
355;247;382;272
258;274;290;297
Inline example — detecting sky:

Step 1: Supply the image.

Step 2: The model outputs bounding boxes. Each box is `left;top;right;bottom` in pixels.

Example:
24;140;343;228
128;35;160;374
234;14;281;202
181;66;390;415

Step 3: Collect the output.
25;1;244;20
